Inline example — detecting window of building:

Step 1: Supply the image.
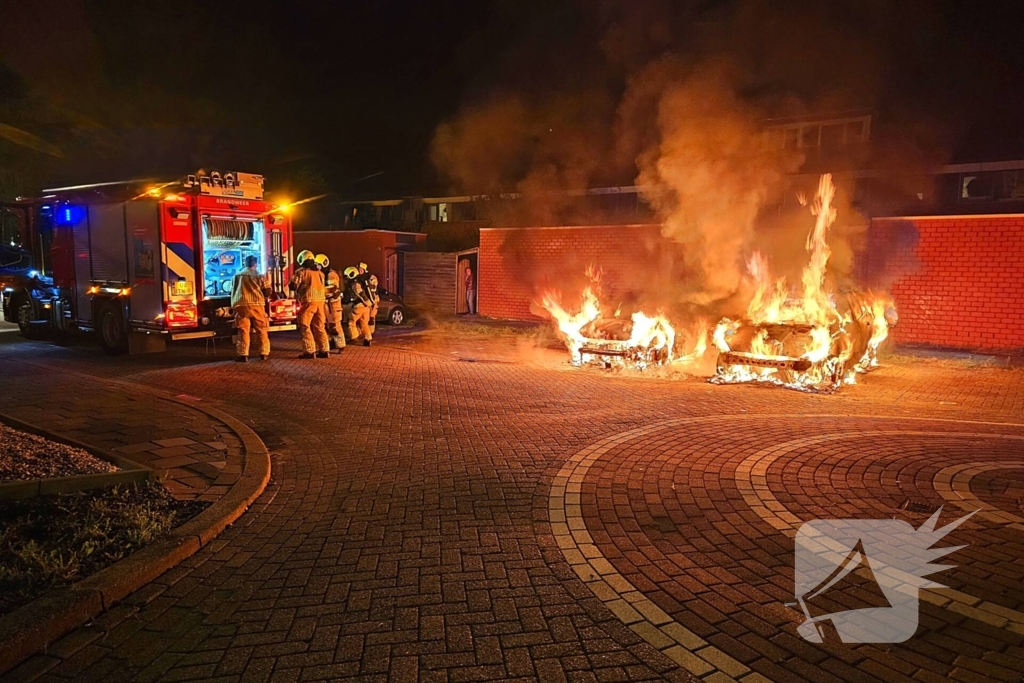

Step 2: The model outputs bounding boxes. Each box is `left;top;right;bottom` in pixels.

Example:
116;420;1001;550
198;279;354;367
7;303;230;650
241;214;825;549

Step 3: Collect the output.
820;124;845;149
452;202;478;221
999;170;1024;200
959;170;1024;201
784;127;800;150
764;115;871;151
846;119;866;142
961;174;993;200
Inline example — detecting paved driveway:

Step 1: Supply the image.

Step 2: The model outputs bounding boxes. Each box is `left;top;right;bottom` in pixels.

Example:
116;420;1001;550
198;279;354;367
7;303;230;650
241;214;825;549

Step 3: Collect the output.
1;331;1022;683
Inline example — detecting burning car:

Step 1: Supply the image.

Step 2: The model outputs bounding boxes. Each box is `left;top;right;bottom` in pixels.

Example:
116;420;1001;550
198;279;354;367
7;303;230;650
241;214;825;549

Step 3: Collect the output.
711;174;896;391
574;316;675;370
540;269;680;371
541;173;896;390
713;291;897;391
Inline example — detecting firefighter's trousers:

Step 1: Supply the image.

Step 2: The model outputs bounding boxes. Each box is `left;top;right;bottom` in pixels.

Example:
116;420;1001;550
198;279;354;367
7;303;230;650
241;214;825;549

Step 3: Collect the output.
347;303;373;342
325;298;346;348
297;301;329;354
234;304;269;358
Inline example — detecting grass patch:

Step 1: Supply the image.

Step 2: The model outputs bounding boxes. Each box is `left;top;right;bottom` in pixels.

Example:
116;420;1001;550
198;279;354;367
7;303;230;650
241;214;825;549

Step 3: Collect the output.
0;482;206;616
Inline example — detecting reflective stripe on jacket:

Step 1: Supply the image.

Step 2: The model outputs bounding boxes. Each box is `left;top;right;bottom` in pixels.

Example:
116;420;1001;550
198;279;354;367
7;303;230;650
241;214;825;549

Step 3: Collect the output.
289;267;326;303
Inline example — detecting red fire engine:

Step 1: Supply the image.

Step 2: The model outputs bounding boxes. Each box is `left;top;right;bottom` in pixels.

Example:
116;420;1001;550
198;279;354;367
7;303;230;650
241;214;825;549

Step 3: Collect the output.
0;170;298;354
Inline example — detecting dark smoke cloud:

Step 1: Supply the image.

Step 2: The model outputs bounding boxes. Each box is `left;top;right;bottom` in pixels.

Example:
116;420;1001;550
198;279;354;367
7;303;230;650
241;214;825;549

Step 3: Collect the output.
431;0;957;310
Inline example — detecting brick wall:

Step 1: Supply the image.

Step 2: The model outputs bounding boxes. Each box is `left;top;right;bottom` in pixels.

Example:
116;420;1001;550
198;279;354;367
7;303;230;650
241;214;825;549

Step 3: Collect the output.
403;252;457;315
871;215;1024;351
478;225;667;320
481;218;1024;352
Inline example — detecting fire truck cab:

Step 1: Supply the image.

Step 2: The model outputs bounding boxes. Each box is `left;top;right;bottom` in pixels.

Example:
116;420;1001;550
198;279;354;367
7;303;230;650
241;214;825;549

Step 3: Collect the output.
0;170;298;354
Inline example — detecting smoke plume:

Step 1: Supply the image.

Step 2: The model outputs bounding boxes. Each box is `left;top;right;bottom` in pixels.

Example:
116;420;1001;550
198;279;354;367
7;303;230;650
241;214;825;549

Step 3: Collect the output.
430;0;955;314
628;59;804;306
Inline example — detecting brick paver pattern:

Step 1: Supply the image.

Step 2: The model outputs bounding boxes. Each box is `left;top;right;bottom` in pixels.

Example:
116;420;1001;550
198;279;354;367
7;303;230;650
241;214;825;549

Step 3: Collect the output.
0;333;1022;683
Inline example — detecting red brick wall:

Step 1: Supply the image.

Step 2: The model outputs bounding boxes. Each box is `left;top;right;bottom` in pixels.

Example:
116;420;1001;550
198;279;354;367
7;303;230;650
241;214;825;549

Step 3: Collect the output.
478;225;668;320
482;218;1024;352
294;230;426;282
872;215;1024;351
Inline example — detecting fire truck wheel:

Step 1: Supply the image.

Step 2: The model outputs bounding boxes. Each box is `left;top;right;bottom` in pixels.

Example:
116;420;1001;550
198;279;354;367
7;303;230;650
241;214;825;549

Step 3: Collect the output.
98;304;129;355
14;297;42;340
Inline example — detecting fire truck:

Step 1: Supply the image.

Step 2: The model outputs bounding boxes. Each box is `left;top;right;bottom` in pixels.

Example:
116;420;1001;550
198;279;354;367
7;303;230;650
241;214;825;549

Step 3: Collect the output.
0;170;298;354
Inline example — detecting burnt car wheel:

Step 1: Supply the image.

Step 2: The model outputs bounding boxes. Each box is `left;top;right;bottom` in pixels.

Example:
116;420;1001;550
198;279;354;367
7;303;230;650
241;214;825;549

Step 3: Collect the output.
98;304;129;355
388;306;405;326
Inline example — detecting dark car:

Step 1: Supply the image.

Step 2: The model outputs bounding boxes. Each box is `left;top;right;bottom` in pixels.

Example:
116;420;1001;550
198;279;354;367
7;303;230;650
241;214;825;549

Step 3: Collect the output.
374;287;407;325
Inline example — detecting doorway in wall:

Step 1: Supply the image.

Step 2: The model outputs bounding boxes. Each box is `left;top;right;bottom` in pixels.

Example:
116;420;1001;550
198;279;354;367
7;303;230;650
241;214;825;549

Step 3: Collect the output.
456;249;478;315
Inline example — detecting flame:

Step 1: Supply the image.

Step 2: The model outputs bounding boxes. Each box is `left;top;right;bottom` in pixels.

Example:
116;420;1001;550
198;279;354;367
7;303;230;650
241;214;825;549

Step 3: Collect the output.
540;269;684;370
713;174;894;391
539;173;895;388
540;286;601;365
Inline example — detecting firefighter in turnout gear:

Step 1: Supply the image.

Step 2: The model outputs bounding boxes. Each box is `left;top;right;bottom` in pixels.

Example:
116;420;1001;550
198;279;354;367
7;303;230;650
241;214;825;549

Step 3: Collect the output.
316;253;345;353
230;255;271;362
289;251;330;358
343;266;374;346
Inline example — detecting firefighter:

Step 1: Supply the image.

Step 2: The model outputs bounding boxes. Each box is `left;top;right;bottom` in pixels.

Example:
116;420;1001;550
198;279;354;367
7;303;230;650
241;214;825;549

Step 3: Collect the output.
289;250;330;359
316;253;345;354
343;266;374;346
366;273;381;329
354;263;379;334
230;254;271;362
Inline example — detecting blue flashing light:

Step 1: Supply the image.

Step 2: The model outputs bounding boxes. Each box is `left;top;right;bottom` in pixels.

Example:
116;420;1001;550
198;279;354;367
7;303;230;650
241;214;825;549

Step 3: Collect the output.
54;205;85;225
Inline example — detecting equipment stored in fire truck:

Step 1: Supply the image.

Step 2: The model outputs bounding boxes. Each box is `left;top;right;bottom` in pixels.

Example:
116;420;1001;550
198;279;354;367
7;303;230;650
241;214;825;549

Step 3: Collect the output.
0;170;299;354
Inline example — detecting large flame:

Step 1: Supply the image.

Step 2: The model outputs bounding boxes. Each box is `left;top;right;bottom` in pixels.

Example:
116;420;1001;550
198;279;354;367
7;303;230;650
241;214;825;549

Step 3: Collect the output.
540;173;895;388
713;174;894;391
540;268;683;370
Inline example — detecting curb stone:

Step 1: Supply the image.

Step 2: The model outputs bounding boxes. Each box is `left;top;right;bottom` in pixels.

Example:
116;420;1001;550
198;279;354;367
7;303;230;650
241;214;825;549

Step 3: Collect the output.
0;380;271;676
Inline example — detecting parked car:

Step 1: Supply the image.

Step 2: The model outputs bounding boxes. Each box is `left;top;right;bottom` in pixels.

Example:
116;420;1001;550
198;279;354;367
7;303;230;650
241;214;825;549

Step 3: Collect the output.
374;287;407;325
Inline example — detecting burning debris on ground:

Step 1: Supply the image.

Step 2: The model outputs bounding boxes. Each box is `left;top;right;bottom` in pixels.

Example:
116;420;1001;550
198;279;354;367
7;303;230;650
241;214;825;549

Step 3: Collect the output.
541;174;897;391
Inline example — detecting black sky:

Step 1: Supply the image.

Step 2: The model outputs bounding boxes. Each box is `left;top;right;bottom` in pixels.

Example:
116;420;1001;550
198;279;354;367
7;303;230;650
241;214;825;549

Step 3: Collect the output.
3;0;1024;200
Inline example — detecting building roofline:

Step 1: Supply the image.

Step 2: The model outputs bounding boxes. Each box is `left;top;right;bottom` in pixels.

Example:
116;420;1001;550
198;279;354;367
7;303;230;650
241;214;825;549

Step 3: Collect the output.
336;159;1024;205
296;228;425;237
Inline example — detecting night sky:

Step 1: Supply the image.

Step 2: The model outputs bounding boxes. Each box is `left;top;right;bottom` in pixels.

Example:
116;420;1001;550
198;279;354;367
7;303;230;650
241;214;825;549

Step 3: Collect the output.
3;0;1024;202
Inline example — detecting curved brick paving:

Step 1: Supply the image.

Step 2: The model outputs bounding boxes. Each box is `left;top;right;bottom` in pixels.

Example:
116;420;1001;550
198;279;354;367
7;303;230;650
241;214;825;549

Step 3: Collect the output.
552;416;1024;682
1;332;1023;683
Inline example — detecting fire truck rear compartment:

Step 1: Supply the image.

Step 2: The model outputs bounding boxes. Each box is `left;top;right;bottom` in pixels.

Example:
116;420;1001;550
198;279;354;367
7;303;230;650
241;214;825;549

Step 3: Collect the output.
201;218;266;299
200;218;268;328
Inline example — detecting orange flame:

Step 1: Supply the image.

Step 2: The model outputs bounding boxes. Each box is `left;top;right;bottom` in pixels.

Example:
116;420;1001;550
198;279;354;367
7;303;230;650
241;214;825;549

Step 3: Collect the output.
540;173;894;387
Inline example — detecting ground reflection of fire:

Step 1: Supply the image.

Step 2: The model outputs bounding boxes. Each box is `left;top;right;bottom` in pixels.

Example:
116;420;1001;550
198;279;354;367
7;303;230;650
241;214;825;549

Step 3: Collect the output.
540;174;897;391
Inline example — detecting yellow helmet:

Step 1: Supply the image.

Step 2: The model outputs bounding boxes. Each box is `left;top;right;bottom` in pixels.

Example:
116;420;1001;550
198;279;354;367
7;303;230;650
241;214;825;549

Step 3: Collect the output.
358;262;368;271
314;253;330;269
368;274;378;287
296;250;315;265
343;266;358;280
